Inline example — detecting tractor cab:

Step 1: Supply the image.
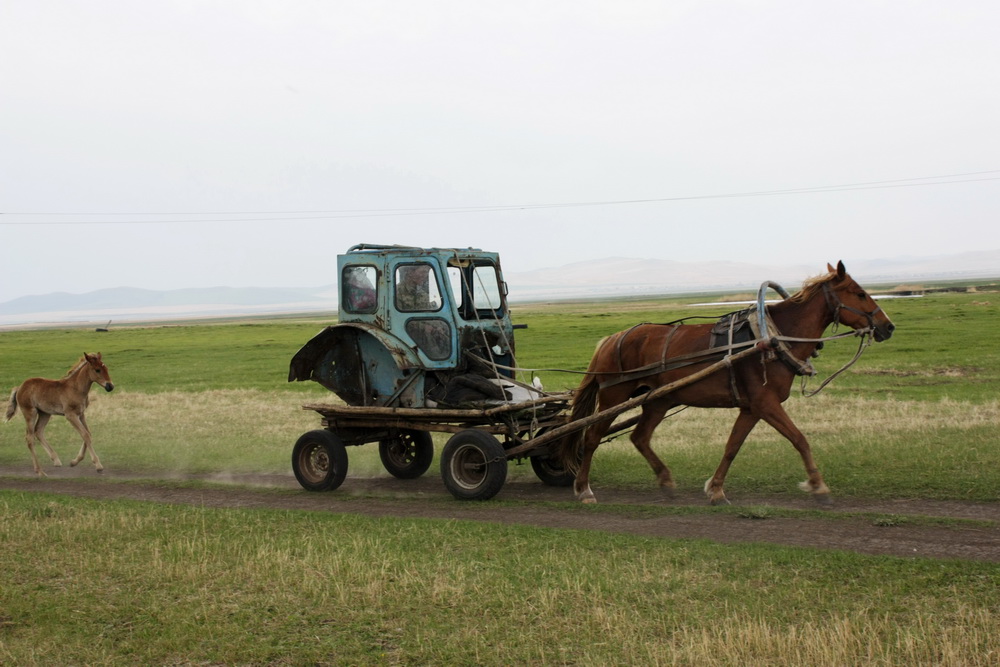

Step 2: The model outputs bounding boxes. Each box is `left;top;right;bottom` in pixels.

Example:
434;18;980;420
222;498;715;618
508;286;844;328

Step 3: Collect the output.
289;244;520;408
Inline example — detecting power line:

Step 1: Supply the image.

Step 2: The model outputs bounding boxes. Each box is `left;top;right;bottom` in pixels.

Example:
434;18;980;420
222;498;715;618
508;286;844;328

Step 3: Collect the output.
2;169;998;225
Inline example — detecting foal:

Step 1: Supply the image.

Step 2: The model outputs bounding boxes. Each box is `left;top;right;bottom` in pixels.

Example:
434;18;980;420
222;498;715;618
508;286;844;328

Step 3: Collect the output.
5;353;115;476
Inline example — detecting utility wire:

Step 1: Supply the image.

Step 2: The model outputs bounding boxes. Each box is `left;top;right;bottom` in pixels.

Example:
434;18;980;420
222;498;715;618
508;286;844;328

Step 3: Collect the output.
2;169;998;225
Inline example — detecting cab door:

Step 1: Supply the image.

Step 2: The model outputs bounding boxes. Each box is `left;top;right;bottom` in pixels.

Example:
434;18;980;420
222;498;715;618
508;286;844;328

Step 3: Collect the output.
387;258;457;369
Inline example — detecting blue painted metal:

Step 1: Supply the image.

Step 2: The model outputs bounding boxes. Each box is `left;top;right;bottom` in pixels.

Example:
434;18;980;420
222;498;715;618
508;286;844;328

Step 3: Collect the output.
289;244;517;408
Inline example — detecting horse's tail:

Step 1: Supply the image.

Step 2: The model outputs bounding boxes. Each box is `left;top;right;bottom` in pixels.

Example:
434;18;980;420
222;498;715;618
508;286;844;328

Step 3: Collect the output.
4;387;17;422
554;369;602;474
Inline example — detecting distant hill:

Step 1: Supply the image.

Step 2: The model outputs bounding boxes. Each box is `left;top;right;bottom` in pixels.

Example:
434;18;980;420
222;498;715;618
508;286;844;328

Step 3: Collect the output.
1;250;997;326
507;250;1000;300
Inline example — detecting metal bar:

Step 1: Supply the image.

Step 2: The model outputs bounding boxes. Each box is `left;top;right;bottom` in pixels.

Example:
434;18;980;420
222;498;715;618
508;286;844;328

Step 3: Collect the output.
757;281;791;340
383;369;424;407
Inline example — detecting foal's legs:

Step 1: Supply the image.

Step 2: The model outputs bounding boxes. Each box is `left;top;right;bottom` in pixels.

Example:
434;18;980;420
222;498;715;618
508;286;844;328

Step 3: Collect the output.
66;412;104;472
21;407;60;476
704;409;759;505
31;412;64;469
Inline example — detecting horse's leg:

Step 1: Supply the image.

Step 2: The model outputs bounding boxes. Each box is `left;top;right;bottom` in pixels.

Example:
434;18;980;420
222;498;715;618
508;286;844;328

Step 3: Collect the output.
20;406;46;476
704;409;759;505
630;400;676;497
66;412;103;472
573;417;613;504
32;412;63;468
757;401;831;504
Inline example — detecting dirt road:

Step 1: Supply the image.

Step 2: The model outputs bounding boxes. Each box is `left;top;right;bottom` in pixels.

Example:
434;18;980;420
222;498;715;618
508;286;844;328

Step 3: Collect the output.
2;466;997;562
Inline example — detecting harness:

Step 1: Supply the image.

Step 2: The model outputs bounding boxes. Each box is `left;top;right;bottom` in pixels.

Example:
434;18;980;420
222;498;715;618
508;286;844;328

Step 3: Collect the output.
598;280;879;401
824;281;885;331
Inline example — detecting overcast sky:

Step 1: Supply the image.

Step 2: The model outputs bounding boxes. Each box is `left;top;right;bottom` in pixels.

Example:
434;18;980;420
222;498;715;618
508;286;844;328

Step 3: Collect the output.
2;1;998;303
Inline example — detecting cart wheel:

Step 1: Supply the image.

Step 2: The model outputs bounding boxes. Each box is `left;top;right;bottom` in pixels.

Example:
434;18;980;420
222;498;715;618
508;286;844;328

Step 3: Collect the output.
530;455;575;487
292;430;348;492
379;430;434;479
440;429;507;501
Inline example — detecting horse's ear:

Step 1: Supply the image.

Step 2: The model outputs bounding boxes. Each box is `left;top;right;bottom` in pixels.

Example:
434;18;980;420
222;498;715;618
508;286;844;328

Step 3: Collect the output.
836;261;846;279
827;263;835;273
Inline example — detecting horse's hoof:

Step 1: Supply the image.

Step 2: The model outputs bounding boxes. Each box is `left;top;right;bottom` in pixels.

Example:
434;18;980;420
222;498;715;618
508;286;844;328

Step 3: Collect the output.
659;484;676;499
582;497;597;504
96;468;104;474
69;461;78;468
709;496;731;506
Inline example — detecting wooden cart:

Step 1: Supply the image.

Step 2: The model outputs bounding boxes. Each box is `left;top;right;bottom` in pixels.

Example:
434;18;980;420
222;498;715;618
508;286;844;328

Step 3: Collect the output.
293;345;762;500
288;244;766;500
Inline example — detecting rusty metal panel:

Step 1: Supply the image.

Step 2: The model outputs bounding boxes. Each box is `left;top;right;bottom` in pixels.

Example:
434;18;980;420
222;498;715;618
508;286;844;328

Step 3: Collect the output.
288;323;425;407
291;244;519;405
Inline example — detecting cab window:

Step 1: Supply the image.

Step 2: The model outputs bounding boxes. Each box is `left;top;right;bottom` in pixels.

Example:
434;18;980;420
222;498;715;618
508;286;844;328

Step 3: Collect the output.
342;265;377;313
405;319;452;360
448;263;503;315
395;263;442;312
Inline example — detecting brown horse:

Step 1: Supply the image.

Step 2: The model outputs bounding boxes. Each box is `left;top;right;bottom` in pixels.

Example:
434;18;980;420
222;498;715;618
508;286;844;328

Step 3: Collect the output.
556;262;894;505
5;353;115;476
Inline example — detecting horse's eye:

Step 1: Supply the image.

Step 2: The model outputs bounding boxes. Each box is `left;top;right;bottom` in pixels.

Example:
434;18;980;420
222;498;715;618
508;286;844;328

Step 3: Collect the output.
858;291;867;299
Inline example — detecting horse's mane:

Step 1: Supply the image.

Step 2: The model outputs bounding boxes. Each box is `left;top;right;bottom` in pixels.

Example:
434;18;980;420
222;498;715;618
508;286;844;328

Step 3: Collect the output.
785;269;838;304
61;356;90;379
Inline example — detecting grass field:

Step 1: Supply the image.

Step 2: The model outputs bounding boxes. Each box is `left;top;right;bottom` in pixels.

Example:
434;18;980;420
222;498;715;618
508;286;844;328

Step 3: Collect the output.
1;287;998;664
1;493;996;665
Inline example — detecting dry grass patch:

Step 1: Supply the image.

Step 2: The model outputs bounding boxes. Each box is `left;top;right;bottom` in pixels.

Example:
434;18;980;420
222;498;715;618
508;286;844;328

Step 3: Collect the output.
571;395;1000;499
4;390;997;499
668;607;999;666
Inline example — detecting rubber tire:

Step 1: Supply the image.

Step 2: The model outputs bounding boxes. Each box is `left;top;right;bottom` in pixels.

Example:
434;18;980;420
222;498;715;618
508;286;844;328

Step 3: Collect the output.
379;430;434;479
440;429;508;501
292;429;348;492
530;455;575;487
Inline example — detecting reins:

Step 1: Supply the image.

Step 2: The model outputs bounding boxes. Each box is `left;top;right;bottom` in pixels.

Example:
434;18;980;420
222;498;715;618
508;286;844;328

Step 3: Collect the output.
470;325;872;392
763;326;874;396
476;276;879;398
792;328;874;397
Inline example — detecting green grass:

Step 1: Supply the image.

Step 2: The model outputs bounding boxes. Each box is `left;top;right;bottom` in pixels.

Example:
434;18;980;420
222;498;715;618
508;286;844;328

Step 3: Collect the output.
513;290;1000;399
0;318;332;394
1;492;997;666
2;290;997;399
1;290;998;499
1;288;998;664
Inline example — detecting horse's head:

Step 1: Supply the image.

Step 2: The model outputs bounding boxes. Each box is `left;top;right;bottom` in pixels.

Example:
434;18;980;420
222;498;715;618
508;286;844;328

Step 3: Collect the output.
84;352;115;392
824;261;895;342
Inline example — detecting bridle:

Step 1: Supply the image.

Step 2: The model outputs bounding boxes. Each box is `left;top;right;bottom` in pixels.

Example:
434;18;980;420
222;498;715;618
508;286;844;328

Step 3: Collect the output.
822;281;883;334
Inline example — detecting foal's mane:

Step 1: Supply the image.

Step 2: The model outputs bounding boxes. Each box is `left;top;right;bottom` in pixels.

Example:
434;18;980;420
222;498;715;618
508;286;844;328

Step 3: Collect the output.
61;356;90;379
785;269;838;304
